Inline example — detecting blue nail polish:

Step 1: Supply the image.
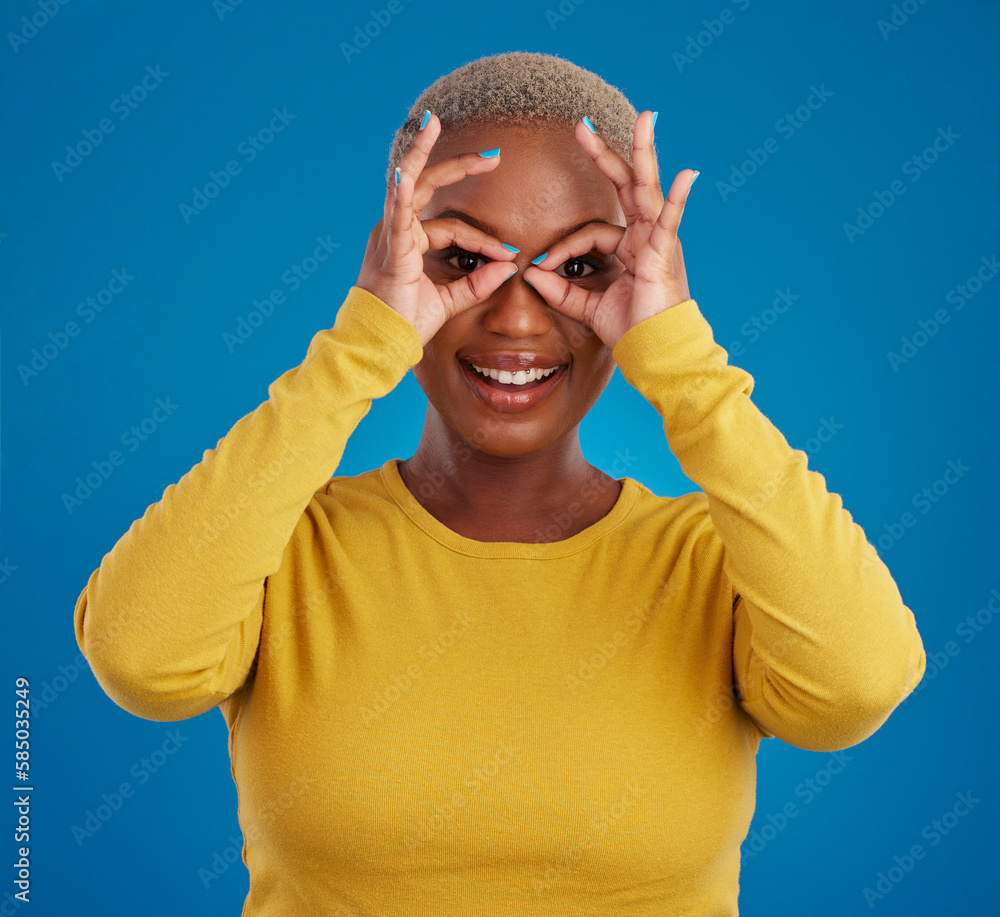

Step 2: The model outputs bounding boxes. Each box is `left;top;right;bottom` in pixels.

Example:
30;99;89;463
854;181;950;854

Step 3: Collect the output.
502;243;520;253
523;275;535;290
690;170;700;187
394;167;400;185
478;148;500;158
651;111;658;130
583;116;595;133
419;109;431;130
531;252;548;265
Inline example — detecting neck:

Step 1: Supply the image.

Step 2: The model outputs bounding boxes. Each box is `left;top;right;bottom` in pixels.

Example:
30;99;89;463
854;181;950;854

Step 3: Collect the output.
397;409;618;542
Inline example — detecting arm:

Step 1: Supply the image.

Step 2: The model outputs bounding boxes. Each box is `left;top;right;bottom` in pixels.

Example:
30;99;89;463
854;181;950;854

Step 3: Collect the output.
612;298;926;751
73;286;423;721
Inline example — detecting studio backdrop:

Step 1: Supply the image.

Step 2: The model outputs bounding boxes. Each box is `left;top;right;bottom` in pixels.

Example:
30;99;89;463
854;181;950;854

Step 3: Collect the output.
2;0;997;914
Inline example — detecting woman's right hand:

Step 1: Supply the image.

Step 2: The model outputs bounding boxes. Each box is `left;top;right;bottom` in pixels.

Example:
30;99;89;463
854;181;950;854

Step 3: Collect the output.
355;111;520;347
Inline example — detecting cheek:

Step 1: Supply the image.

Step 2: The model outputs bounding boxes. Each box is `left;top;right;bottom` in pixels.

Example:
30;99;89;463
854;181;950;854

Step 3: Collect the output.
579;347;616;396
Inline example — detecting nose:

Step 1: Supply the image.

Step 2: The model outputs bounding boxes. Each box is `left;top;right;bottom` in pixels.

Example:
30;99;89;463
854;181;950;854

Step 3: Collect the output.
480;265;553;339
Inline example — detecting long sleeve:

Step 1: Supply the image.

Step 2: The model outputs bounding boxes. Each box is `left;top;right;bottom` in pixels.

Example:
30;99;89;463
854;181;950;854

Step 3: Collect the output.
73;286;424;721
611;299;926;752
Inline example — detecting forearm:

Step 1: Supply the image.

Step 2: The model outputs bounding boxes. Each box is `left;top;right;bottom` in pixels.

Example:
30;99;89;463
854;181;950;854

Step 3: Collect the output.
73;286;424;720
612;299;926;750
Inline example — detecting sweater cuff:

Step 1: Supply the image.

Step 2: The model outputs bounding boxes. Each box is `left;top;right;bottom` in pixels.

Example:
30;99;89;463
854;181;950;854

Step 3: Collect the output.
332;285;426;369
611;299;716;377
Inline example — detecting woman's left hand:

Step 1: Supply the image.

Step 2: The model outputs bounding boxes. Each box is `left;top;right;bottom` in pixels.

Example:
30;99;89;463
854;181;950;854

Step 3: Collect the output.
523;111;698;351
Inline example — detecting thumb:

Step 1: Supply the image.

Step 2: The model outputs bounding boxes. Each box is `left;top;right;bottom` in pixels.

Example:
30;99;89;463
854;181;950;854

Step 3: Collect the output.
522;265;599;327
439;260;520;318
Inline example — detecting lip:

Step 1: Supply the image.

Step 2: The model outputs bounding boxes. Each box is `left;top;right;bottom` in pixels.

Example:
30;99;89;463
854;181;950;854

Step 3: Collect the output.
459;351;568;371
458;357;568;414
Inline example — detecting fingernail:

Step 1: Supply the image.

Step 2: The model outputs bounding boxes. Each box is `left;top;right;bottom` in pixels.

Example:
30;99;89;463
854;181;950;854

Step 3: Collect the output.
651;111;658;130
502;243;520;253
419;109;431;130
531;251;548;265
506;264;518;278
478;148;500;158
523;275;535;290
394;167;401;185
583;116;596;133
689;170;700;190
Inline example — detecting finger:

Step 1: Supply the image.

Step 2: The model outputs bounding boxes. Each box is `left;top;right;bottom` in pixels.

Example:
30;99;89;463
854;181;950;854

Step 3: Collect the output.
573;116;640;226
631;111;663;226
384;111;440;230
437;259;519;319
520;262;604;329
646;169;698;272
422;217;520;263
529;222;626;276
411;150;502;216
385;167;419;272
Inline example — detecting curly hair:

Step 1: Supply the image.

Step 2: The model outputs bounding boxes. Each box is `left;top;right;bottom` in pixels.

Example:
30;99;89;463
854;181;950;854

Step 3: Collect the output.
384;51;642;186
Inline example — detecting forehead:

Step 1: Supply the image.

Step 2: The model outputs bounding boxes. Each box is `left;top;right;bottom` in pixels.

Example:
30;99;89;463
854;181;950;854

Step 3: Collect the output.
421;119;624;235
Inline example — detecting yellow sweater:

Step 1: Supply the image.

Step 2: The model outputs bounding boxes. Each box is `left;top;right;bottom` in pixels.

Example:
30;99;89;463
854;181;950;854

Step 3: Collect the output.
74;285;925;915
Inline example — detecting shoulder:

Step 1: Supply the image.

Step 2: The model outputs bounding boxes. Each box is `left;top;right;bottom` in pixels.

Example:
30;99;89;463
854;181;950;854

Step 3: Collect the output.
621;480;725;567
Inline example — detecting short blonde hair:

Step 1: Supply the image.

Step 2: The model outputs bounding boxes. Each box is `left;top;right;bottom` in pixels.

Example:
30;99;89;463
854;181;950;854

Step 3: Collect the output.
385;51;641;186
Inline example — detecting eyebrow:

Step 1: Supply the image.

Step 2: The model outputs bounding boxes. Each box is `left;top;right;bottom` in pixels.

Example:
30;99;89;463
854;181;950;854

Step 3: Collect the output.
431;208;614;240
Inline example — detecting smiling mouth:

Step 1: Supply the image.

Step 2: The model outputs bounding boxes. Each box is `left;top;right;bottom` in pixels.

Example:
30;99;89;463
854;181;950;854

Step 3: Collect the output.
458;358;569;412
463;360;567;390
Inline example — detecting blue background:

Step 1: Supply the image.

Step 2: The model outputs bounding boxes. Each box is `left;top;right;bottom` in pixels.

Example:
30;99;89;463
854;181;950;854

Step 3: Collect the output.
3;0;998;913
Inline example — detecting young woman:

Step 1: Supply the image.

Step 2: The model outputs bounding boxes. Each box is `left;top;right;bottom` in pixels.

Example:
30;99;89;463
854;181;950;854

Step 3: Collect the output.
74;51;926;915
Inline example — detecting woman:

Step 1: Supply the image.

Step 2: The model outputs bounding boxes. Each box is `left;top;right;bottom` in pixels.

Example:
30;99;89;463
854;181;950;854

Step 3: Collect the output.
74;52;926;914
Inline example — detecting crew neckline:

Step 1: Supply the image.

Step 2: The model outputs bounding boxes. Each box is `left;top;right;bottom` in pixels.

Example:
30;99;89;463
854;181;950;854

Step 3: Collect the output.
378;458;640;559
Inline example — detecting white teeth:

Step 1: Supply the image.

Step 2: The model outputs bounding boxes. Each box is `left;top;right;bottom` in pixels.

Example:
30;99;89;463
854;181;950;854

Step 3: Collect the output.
470;363;559;385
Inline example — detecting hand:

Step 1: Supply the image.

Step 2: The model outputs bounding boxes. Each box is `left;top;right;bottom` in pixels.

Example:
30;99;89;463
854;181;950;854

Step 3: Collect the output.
355;112;520;347
523;111;697;351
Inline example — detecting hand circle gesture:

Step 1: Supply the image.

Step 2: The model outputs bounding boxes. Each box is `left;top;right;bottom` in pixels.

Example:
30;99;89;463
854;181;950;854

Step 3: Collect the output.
355;112;520;347
523;111;698;351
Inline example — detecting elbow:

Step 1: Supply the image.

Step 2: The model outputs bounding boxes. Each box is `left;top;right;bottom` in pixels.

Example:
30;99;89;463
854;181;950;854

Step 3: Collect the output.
75;587;230;723
766;629;927;752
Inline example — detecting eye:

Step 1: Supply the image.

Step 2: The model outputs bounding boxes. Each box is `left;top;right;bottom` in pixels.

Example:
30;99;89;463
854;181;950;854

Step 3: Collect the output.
441;247;489;273
554;255;601;280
